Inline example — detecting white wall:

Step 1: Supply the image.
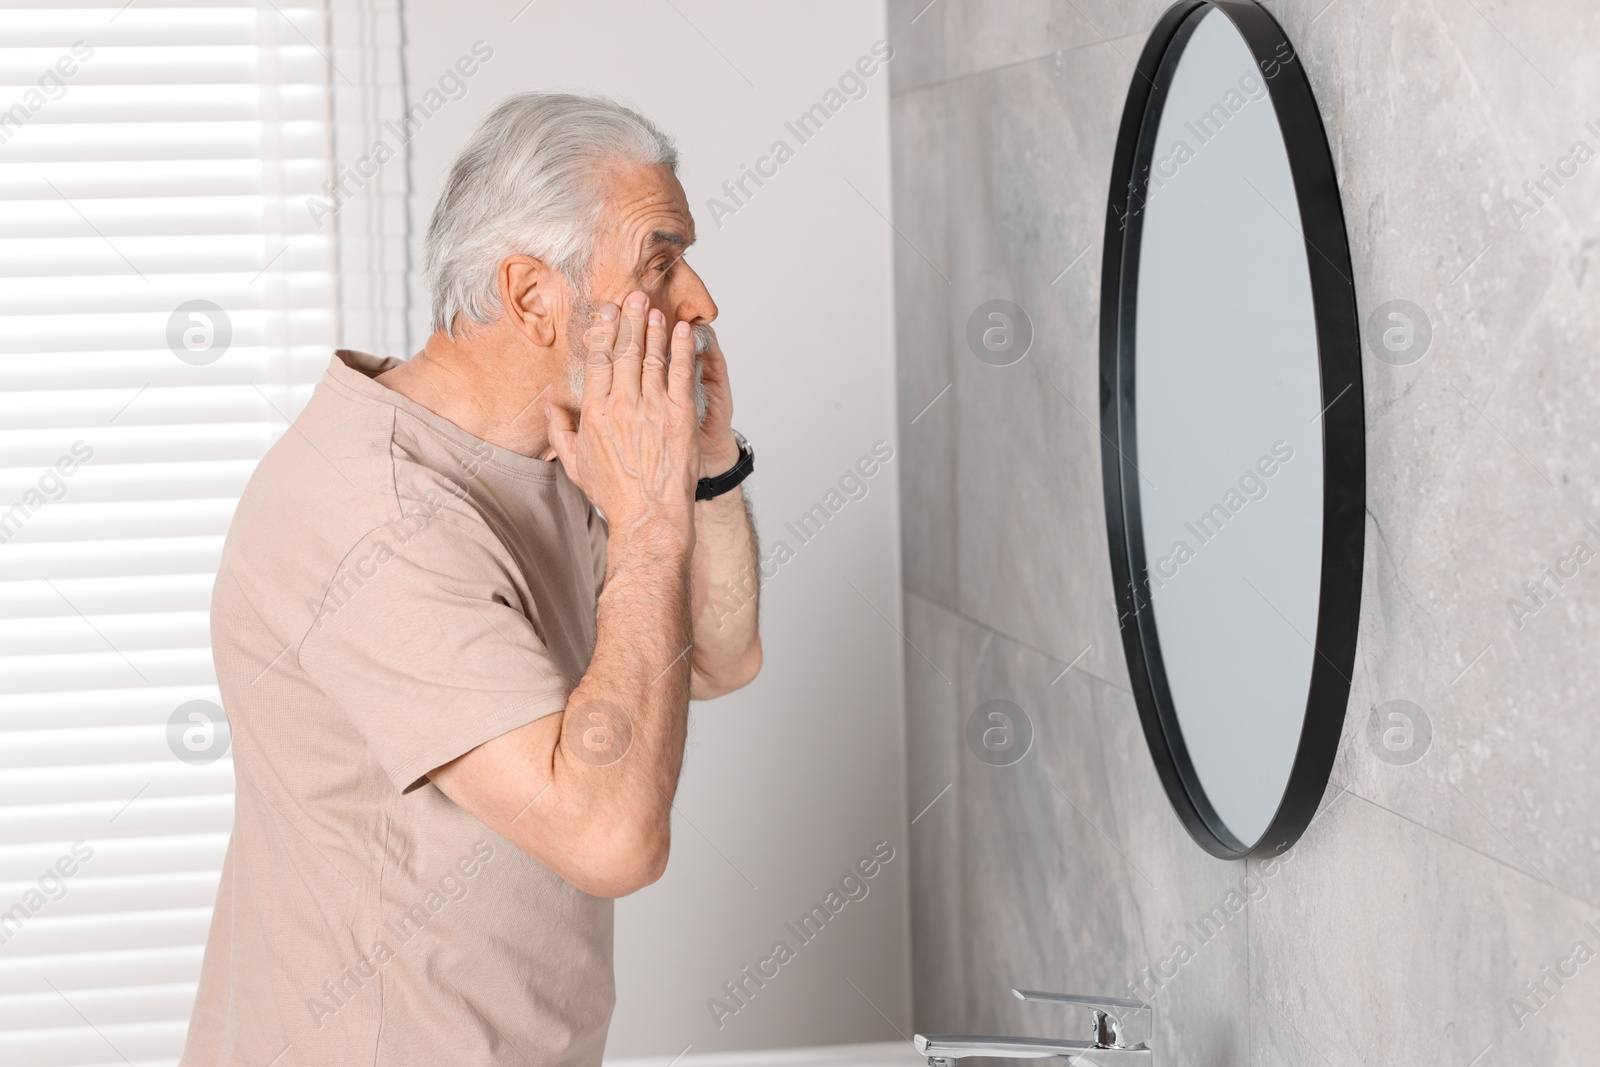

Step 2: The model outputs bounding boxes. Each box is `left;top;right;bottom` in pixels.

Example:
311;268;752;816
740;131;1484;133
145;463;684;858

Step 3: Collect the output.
395;2;908;1058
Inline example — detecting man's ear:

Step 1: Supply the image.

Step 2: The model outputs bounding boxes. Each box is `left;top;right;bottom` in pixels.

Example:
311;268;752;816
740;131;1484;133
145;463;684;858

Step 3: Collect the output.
499;254;560;348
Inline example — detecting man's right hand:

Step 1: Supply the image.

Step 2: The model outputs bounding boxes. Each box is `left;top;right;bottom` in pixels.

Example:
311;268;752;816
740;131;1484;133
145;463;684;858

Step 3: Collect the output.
547;290;699;551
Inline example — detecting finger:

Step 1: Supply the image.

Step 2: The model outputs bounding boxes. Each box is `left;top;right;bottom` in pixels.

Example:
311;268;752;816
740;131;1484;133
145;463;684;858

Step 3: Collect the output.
667;319;696;413
612;290;648;403
695;326;728;387
641;307;669;400
581;304;619;405
546;404;581;482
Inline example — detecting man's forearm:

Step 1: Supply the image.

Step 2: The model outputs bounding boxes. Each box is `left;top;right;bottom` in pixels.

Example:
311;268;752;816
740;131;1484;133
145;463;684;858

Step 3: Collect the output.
552;529;694;888
574;529;694;747
688;486;761;697
428;529;695;899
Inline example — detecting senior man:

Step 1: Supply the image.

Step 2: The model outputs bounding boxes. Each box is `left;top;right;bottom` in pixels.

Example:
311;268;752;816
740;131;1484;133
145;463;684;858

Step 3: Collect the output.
179;93;761;1065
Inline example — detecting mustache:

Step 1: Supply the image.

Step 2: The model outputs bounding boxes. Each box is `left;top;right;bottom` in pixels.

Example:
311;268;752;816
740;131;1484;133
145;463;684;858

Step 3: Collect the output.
689;322;714;355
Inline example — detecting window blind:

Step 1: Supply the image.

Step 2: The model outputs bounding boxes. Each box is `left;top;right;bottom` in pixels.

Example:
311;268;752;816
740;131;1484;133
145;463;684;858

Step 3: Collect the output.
0;3;336;1063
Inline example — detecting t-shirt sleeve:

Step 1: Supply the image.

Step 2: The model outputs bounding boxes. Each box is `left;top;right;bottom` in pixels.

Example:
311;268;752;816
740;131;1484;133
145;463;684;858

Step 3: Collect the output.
297;512;571;793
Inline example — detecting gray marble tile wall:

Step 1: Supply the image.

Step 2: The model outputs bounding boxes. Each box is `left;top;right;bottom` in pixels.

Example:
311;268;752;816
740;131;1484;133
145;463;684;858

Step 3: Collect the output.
889;1;1600;1063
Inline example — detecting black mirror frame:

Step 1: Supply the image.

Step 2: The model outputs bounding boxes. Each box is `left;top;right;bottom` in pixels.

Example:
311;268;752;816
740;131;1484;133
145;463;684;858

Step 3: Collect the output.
1098;0;1365;859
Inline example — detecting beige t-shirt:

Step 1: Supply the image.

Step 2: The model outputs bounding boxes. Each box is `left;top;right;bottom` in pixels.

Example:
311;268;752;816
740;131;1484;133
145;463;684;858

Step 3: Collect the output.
180;350;615;1066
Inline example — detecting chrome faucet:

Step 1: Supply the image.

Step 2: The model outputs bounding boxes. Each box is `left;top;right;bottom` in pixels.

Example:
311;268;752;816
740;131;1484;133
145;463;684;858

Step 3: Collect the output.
913;987;1152;1065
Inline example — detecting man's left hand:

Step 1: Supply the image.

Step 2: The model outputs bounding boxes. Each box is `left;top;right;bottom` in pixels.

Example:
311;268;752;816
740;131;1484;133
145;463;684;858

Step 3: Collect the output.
695;327;740;479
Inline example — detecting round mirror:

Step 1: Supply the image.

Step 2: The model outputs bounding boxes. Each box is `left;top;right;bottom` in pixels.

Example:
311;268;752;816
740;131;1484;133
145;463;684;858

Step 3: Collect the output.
1098;0;1364;858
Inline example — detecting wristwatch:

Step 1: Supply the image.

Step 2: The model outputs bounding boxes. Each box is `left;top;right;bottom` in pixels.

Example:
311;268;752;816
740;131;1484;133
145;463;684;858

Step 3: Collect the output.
696;430;754;501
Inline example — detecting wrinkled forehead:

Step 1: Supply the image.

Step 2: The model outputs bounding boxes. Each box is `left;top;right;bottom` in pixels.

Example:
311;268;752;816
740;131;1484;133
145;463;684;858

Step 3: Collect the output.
596;162;696;259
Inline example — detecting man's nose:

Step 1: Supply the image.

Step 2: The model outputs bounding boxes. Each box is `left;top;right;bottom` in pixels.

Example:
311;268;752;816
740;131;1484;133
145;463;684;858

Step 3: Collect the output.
675;264;718;325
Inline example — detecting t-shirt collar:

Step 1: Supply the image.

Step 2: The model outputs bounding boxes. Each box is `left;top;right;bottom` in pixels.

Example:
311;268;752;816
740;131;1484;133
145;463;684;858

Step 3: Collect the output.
326;349;564;483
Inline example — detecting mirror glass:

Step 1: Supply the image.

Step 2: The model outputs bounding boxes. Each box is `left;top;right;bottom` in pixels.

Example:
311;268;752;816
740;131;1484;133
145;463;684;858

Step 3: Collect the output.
1135;8;1323;848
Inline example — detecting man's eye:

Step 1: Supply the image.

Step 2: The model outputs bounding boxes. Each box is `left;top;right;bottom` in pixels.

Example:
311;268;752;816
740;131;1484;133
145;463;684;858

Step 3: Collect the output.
654;259;673;273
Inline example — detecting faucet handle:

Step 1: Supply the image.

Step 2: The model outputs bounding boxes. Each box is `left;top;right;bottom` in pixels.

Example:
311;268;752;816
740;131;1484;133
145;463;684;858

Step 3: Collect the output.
1011;988;1152;1049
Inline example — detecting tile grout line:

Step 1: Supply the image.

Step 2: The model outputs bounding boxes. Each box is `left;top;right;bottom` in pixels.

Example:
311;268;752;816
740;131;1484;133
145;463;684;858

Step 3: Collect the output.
909;593;1132;696
887;28;1154;98
1341;788;1597;912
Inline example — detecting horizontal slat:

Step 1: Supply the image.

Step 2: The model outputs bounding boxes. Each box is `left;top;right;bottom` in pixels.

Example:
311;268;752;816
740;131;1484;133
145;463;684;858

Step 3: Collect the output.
0;5;254;43
0;794;232;844
0;44;329;85
0;275;335;318
0;727;235;774
0;460;257;499
0;872;219;919
0;503;247;554
0;760;232;805
0;575;214;619
0;82;260;118
0;1019;187;1067
0;311;335;355
0;835;228;883
0;232;334;273
0;425;274;466
0;501;239;543
0;191;325;236
0;5;329;37
0;158;303;200
0;3;324;16
0;905;216;956
0;609;212;654
0;382;318;428
0;647;217;693
0;685;220;736
0;80;323;112
0;944;202;996
0;539;224;583
0;0;282;8
0;982;198;1035
0;239;333;278
0;121;329;162
0;729;227;771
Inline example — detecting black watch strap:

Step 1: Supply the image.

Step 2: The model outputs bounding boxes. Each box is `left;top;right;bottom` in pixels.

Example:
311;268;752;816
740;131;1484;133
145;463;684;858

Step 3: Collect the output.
696;431;753;501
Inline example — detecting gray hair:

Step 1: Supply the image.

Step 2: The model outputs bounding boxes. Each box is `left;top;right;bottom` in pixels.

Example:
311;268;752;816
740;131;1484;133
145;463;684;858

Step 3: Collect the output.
425;91;679;338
